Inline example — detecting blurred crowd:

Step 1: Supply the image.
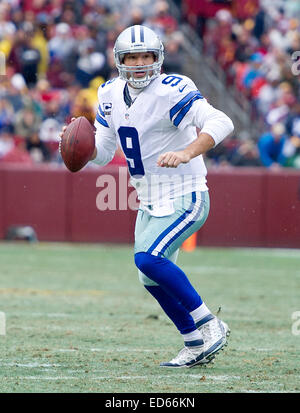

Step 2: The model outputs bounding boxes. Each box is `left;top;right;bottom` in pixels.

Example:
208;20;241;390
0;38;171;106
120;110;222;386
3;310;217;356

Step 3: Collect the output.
0;0;184;166
181;0;300;168
0;0;300;170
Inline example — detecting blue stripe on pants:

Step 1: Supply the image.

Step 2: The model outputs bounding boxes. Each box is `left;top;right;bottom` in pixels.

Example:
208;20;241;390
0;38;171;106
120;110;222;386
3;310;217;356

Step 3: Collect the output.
159;192;204;256
147;192;204;257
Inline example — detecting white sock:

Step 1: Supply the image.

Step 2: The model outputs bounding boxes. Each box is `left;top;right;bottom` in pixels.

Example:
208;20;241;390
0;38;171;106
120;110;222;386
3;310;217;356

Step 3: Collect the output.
190;303;211;323
182;329;203;344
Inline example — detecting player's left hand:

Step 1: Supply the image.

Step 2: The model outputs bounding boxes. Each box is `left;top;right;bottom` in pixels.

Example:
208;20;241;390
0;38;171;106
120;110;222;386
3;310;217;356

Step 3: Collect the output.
157;151;190;168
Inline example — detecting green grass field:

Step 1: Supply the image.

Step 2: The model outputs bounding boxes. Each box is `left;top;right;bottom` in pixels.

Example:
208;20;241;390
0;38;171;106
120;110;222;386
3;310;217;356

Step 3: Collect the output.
0;242;299;393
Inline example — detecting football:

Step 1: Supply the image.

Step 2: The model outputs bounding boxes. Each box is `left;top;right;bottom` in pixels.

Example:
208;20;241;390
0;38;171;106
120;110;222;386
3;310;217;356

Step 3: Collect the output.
60;116;95;172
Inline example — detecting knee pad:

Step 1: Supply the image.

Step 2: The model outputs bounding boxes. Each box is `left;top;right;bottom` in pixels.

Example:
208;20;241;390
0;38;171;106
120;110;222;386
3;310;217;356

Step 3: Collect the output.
134;252;170;287
134;252;155;275
138;270;159;286
135;253;160;286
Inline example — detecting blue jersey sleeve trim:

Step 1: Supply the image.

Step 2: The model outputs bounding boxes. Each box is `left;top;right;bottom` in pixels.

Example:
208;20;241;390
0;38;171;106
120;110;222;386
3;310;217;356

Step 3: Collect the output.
98;104;105;117
170;90;203;127
173;94;202;127
96;112;109;128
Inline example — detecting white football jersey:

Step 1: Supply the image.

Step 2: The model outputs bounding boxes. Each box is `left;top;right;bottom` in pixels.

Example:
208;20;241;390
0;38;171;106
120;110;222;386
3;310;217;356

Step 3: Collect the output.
92;73;233;208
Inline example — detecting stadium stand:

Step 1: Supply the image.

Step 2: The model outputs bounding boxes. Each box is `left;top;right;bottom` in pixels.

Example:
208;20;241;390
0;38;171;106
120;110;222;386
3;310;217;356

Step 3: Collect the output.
180;0;300;167
0;0;299;168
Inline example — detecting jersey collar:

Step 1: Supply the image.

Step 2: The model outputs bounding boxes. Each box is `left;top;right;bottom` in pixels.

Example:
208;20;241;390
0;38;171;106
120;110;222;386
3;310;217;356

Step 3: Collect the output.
123;83;133;108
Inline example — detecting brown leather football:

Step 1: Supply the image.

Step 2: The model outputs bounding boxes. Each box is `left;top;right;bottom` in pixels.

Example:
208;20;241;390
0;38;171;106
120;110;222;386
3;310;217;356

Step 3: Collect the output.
60;117;95;172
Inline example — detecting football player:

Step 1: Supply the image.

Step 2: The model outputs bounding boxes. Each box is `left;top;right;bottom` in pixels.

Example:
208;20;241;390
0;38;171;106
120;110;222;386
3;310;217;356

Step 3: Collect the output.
62;25;234;368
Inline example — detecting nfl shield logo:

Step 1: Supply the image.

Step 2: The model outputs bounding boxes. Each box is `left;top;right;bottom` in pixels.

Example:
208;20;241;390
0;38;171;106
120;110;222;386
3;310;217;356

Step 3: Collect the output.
125;113;129;120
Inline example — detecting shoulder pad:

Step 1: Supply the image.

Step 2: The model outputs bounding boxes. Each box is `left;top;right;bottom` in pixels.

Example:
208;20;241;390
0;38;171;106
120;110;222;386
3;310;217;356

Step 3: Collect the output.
162;75;204;128
153;74;199;100
97;77;121;101
160;73;197;93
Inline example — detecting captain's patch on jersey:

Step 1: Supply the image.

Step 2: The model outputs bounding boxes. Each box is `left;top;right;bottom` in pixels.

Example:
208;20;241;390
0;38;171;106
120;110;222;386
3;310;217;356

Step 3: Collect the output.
104;102;112;115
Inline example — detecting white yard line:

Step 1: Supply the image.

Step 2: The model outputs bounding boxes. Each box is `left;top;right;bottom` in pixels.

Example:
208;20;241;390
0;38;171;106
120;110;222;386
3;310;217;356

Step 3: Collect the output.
1;363;61;367
235;248;300;258
22;374;241;382
183;266;239;273
237;348;282;352
184;265;298;275
55;348;173;352
14;326;82;331
90;348;160;352
5;312;71;318
2;347;280;354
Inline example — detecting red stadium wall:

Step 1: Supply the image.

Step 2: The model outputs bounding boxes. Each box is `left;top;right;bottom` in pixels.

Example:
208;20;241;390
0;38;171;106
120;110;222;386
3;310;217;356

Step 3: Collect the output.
202;168;300;248
0;164;299;248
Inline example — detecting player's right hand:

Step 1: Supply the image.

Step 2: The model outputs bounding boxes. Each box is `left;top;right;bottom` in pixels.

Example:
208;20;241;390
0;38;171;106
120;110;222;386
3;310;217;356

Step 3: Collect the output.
157;150;191;168
58;117;76;154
